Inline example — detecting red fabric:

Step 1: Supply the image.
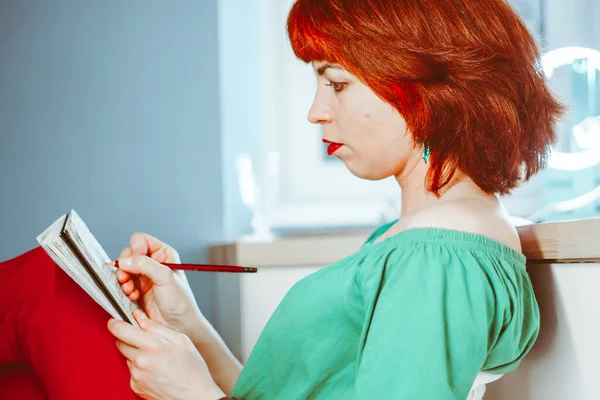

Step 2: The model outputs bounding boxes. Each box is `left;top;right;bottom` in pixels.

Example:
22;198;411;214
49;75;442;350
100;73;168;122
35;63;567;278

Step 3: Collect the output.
0;364;46;399
0;246;141;400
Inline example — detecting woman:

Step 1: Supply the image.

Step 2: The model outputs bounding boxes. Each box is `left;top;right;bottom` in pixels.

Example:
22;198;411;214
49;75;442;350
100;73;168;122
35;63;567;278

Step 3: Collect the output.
103;0;564;397
0;0;562;398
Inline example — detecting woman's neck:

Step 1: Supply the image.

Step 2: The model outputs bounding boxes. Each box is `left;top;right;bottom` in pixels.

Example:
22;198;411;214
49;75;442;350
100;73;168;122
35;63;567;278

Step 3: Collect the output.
395;159;493;218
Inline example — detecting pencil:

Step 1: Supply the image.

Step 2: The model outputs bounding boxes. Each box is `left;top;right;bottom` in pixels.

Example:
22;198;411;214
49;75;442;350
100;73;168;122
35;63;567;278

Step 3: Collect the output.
106;260;257;273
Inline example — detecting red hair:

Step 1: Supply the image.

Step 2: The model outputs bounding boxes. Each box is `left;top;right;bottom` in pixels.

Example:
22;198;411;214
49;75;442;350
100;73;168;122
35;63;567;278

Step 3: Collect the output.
287;0;564;195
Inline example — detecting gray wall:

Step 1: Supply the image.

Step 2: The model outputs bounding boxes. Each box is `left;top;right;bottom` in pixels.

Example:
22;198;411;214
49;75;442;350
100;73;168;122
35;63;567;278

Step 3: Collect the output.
0;1;224;321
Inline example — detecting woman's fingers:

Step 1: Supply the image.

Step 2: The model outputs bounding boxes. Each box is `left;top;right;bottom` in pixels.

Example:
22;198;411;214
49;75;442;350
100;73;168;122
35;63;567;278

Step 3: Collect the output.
150;246;169;263
117;248;133;283
116;256;173;287
128;290;140;301
116;339;139;361
116;269;128;283
133;310;179;341
107;318;153;349
120;247;133;258
116;248;143;299
111;312;182;365
121;280;135;295
129;232;180;263
130;233;165;257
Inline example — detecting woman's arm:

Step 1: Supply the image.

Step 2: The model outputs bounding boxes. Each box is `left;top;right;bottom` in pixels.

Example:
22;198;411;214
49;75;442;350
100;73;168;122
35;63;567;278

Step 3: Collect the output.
188;317;243;395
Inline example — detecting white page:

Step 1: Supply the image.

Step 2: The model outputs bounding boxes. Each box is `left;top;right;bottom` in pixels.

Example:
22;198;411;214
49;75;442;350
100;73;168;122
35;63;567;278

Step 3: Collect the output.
37;211;140;327
64;210;140;325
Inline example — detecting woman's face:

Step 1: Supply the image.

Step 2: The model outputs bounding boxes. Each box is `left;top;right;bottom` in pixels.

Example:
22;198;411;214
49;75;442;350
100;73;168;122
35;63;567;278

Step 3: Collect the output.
308;61;415;180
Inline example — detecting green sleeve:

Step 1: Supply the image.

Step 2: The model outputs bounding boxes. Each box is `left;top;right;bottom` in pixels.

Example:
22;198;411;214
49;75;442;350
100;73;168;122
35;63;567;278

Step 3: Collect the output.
355;248;491;399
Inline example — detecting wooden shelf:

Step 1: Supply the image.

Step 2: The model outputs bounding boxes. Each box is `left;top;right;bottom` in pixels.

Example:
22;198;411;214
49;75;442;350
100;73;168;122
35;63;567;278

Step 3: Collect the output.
517;218;600;262
209;218;600;267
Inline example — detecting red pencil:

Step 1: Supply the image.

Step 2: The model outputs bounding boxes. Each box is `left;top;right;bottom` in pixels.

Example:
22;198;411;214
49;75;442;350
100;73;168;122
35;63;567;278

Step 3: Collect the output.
107;260;257;273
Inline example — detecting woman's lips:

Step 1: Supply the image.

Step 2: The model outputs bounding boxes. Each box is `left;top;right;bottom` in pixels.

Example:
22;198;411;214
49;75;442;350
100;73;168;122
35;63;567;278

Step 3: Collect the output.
323;139;343;155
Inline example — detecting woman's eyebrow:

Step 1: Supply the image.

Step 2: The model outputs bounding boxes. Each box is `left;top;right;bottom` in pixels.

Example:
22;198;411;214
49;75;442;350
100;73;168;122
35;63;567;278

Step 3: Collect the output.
316;63;344;76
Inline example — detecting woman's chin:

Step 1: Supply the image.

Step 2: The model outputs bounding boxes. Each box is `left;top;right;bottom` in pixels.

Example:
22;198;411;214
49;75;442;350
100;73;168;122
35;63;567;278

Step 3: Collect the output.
344;162;392;181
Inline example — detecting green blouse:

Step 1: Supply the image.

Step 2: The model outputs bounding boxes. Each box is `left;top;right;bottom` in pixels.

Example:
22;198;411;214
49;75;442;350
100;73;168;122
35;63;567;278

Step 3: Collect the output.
230;223;540;399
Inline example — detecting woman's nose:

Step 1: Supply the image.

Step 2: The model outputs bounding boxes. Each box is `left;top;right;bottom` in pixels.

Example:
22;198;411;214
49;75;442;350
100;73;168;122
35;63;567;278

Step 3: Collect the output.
307;95;334;124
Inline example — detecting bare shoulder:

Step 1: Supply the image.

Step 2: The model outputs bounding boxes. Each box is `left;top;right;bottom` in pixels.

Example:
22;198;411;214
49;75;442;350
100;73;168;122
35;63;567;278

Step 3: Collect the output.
408;197;522;252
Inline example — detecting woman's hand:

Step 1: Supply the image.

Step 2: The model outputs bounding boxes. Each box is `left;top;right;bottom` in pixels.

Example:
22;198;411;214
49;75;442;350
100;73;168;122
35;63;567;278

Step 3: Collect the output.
116;232;244;394
108;310;226;400
115;233;205;338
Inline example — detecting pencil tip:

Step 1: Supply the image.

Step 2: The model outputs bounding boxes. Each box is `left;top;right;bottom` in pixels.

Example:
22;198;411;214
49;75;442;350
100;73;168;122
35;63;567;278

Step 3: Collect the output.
106;260;116;267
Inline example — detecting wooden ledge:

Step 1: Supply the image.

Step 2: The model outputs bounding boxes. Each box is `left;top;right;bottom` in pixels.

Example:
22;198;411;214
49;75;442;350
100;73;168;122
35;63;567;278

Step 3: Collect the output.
517;218;600;262
209;218;600;267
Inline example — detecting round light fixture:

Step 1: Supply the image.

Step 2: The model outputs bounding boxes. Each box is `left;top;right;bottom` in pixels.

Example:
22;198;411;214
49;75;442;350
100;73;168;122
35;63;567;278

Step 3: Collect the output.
542;46;600;171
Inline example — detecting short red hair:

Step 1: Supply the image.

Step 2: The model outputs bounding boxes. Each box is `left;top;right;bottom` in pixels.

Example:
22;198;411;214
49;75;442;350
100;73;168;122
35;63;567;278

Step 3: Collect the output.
287;0;564;195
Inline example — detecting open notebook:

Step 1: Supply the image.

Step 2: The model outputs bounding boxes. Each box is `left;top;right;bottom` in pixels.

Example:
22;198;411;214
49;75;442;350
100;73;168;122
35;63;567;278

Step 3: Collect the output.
37;210;140;327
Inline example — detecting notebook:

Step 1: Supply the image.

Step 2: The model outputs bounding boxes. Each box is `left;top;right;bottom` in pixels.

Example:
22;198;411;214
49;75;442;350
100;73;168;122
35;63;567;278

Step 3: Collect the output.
37;210;140;327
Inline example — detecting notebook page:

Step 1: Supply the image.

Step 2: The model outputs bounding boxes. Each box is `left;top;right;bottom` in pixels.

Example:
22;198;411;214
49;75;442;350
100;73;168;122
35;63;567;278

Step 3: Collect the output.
36;213;121;318
64;210;140;326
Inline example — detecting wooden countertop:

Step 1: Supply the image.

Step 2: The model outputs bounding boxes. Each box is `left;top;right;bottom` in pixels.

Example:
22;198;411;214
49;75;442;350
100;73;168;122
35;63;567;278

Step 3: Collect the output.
209;218;600;267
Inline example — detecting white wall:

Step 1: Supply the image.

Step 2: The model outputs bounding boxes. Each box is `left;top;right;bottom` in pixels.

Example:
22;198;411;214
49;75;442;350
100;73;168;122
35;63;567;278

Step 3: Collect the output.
486;262;600;400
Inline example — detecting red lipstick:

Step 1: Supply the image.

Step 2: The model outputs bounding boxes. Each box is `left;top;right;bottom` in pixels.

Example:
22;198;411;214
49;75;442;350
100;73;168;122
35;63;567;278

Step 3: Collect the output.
322;139;343;155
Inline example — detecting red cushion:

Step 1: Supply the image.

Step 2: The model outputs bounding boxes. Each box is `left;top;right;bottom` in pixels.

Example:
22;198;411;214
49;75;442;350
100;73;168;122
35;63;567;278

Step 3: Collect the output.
0;364;46;400
0;247;140;399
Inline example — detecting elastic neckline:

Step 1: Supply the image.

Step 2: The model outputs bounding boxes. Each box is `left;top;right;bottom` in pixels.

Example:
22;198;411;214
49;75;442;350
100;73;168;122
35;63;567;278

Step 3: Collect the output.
364;226;527;268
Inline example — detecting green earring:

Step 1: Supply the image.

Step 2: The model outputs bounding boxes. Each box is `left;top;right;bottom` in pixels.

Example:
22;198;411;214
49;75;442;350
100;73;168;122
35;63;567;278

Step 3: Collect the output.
421;142;431;163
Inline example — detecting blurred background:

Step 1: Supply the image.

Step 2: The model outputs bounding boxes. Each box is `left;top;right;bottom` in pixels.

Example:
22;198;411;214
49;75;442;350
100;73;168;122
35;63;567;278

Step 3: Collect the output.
0;0;598;321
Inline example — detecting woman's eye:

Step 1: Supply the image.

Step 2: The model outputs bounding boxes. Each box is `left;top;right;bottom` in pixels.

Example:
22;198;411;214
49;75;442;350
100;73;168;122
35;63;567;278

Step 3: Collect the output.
325;81;346;92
